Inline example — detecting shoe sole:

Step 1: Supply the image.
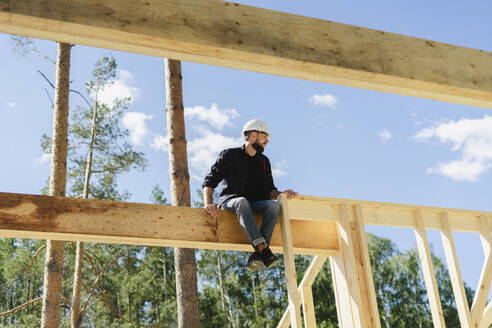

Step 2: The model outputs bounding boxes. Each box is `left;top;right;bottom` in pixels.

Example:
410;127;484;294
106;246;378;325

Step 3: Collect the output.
246;260;265;272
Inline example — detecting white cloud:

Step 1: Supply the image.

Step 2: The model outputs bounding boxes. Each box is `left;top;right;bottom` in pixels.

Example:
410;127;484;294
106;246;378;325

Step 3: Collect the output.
272;159;289;179
414;115;492;181
184;103;239;130
7;102;16;108
309;94;338;109
97;69;141;106
35;153;51;165
122;112;153;145
150;134;168;152
187;127;242;179
149;126;242;180
377;130;393;143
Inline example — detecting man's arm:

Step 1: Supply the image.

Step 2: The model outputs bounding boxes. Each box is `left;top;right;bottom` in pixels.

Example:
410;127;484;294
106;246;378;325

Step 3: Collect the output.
204;186;219;218
270;189;298;200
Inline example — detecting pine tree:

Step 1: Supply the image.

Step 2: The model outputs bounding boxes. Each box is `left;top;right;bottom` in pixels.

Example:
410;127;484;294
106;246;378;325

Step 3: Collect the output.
164;58;201;327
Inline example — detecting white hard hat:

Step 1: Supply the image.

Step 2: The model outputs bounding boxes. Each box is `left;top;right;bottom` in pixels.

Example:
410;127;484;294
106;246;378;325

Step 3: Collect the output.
241;119;271;137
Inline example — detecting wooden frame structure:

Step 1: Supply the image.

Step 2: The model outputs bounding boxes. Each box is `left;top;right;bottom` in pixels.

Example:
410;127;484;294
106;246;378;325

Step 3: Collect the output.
3;192;492;327
2;0;492;326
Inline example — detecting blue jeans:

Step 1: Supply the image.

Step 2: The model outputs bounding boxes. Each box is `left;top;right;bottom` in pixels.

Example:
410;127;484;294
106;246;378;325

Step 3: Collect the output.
221;197;280;248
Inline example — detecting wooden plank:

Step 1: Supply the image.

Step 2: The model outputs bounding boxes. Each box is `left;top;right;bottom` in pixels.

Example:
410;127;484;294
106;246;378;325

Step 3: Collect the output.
0;192;338;255
276;310;290;328
353;205;380;328
287;195;492;234
414;209;446;328
439;212;471;327
330;254;352;328
332;203;364;328
277;256;327;328
471;215;492;327
1;0;492;108
480;301;492;328
301;285;316;328
278;195;302;328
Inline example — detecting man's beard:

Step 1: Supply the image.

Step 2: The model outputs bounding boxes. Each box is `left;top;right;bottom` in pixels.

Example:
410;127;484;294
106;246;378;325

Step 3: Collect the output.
252;141;264;154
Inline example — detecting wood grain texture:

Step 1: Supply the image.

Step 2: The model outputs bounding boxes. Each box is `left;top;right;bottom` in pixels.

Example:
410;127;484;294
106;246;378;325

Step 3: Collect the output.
0;192;338;255
0;0;492;108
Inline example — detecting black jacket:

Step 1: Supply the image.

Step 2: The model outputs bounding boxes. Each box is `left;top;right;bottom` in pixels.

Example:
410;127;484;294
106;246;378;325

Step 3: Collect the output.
202;146;277;206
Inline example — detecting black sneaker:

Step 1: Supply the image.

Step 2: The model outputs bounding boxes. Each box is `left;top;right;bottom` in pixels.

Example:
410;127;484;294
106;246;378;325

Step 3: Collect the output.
260;248;280;269
246;252;265;272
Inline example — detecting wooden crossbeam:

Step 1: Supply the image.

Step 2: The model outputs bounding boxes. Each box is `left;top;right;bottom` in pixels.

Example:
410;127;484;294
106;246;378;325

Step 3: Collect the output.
0;192;338;255
288;195;492;233
1;0;492;108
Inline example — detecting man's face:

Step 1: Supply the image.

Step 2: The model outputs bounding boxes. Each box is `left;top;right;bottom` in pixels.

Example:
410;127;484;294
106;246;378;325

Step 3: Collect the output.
252;132;269;153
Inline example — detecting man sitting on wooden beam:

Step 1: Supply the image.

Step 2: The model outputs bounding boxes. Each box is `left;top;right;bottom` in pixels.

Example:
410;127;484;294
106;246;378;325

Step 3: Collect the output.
203;119;297;272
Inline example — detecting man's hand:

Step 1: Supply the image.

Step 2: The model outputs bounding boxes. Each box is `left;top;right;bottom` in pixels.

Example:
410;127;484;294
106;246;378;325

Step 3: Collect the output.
205;204;219;219
282;189;298;200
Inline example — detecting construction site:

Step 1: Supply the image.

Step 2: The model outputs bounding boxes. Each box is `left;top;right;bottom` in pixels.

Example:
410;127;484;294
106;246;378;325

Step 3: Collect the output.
1;1;492;327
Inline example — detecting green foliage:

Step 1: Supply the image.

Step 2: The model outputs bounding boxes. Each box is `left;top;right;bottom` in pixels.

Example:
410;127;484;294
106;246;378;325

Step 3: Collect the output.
10;36;36;60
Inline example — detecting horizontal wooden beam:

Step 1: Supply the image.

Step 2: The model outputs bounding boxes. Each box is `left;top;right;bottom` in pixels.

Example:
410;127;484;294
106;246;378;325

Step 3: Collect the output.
288;195;492;233
1;0;491;108
0;192;338;255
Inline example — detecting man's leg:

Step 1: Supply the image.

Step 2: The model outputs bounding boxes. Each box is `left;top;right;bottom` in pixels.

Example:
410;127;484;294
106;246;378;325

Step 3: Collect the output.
251;200;281;269
221;197;266;272
250;200;280;245
221;197;266;247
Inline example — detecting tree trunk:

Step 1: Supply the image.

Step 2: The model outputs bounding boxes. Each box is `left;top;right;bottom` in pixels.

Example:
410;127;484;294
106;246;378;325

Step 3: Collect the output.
71;80;99;328
216;251;229;327
41;42;71;328
70;242;83;328
252;275;258;322
162;248;168;304
164;58;200;328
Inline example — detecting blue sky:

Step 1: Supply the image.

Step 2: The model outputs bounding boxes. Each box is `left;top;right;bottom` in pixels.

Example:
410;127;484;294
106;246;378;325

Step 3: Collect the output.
1;0;492;301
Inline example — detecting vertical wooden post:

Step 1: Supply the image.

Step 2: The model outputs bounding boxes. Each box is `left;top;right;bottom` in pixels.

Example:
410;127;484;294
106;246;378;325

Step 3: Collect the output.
353;205;381;328
278;194;302;328
440;211;471;327
300;284;316;327
414;209;446;328
471;215;492;327
330;203;364;328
